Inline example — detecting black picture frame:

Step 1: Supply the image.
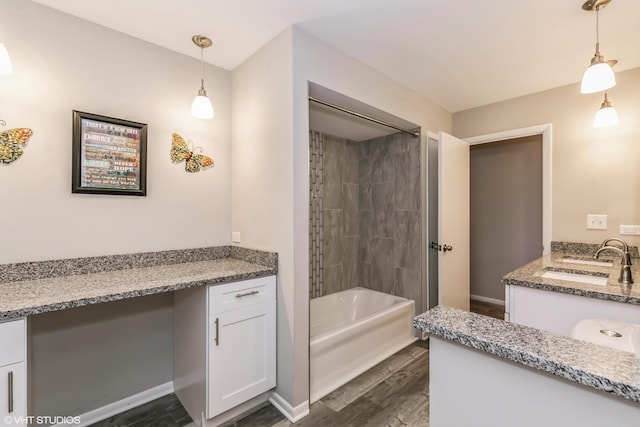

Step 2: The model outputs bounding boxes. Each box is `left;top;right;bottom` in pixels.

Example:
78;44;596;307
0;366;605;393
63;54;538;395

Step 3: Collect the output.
72;111;147;196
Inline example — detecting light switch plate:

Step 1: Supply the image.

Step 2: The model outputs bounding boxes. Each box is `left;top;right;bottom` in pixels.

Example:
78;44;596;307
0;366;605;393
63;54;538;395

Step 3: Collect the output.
620;225;640;235
586;214;607;230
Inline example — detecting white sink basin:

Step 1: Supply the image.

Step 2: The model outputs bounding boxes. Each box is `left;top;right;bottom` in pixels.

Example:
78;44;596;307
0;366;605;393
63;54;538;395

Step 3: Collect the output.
540;270;608;286
560;257;613;267
572;318;640;354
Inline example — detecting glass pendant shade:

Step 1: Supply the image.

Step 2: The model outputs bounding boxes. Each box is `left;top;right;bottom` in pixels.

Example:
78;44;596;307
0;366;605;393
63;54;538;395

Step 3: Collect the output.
593;93;618;128
191;92;214;119
0;42;12;75
581;60;616;94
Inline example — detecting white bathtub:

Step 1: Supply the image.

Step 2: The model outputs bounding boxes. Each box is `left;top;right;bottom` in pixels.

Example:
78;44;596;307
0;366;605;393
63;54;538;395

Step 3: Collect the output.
309;287;417;402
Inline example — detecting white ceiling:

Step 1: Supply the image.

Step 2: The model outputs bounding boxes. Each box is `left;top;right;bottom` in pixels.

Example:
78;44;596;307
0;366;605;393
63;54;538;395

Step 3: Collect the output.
32;0;640;113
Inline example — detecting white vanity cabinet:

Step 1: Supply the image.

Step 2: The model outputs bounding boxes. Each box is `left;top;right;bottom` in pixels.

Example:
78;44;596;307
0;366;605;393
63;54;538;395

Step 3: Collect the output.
0;318;27;422
174;276;276;426
505;285;640;336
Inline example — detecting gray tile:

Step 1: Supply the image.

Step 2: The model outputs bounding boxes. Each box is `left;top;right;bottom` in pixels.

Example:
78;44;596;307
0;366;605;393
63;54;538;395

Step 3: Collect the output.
322;210;343;266
371;182;394;238
370;139;393;184
393;210;421;270
343;141;359;184
393;150;420;211
358;262;371;287
343;184;359;236
324;264;343;296
359;182;371;211
323;137;344;210
395;268;422;315
358;211;372;263
343;236;359;266
370;238;394;293
343;236;359;290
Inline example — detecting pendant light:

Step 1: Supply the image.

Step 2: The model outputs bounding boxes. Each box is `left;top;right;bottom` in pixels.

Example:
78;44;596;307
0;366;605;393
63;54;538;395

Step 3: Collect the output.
593;92;619;128
580;0;616;94
191;35;214;120
0;41;12;75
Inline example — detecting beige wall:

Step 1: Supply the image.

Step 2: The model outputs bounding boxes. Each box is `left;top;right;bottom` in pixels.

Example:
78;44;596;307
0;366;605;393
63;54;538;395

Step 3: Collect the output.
0;0;232;265
1;0;231;418
454;67;640;247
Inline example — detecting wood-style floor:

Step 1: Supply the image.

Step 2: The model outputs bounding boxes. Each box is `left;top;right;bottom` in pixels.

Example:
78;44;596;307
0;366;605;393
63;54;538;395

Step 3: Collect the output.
88;300;503;427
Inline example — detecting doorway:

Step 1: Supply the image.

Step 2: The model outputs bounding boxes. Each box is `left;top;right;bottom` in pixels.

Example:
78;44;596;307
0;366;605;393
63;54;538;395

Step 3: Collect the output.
470;134;543;303
465;124;552;304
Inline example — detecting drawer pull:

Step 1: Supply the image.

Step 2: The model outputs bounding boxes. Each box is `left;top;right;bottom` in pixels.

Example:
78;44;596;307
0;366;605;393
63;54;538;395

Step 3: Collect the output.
235;290;259;298
214;318;220;346
8;370;13;413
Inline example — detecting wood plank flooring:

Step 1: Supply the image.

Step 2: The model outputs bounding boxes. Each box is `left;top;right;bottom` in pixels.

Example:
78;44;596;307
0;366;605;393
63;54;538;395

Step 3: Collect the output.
87;300;504;427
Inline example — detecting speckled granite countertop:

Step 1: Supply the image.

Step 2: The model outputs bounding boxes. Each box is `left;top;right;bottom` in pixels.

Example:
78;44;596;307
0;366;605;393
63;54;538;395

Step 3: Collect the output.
414;305;640;403
502;251;640;305
0;246;277;320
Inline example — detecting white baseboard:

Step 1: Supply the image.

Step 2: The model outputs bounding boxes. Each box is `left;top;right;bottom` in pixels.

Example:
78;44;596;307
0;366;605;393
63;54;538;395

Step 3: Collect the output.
268;392;309;423
59;381;174;427
471;294;505;306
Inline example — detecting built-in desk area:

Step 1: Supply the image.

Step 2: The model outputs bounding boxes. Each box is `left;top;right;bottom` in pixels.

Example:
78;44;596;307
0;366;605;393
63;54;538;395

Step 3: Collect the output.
0;246;277;426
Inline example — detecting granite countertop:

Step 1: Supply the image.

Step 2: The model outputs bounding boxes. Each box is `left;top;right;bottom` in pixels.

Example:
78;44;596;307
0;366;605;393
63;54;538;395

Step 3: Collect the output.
502;252;640;305
0;246;277;321
414;305;640;403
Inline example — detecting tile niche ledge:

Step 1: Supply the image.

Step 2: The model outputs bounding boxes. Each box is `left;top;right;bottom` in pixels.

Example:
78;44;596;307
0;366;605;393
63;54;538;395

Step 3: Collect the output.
0;246;278;320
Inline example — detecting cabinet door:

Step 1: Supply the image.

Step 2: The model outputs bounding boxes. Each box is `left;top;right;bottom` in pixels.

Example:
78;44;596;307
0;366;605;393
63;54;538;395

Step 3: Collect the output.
207;300;276;418
0;362;26;422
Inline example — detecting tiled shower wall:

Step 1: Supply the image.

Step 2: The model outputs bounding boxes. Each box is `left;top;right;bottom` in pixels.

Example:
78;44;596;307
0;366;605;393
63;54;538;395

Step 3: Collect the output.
359;133;422;310
309;130;422;311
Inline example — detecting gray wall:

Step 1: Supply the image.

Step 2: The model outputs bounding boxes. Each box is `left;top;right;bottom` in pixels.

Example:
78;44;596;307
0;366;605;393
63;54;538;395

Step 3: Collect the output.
309;130;422;313
470;135;543;301
30;294;174;418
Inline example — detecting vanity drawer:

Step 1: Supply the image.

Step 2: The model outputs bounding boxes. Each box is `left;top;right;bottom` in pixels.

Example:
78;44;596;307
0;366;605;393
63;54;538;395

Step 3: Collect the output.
209;276;276;313
0;318;25;367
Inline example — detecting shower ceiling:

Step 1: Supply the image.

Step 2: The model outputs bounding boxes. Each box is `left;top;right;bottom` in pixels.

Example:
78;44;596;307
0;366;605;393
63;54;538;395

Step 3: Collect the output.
309;83;420;141
32;0;640;112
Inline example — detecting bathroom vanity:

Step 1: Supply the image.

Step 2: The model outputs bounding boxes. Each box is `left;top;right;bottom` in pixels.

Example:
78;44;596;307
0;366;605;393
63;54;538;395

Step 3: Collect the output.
414;242;640;426
0;246;277;426
502;244;640;337
414;306;640;427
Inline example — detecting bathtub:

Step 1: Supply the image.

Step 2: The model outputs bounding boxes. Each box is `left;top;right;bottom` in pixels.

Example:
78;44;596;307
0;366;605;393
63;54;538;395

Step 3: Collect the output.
309;287;417;402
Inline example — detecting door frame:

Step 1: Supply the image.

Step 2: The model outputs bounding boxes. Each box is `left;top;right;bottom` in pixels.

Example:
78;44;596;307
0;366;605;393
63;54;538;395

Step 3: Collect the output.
464;123;552;255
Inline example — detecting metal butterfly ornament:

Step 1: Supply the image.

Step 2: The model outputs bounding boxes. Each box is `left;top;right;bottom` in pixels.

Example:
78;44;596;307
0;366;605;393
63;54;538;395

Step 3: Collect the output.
171;133;214;173
0;124;34;165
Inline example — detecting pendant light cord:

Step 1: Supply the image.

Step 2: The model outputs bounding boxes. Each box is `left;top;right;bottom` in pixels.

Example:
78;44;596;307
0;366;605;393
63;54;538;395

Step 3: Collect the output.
199;46;205;89
596;7;600;46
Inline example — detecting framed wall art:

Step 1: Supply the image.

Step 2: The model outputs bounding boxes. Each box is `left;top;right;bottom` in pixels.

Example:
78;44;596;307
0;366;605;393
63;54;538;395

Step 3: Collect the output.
72;111;147;196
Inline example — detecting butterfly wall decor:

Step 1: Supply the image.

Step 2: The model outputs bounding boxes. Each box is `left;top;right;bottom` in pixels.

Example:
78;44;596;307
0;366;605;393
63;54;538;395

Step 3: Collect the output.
171;133;214;173
0;123;34;165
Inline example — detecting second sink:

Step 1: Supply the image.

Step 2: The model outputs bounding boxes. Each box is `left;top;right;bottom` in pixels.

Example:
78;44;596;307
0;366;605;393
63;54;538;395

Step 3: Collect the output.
539;269;608;286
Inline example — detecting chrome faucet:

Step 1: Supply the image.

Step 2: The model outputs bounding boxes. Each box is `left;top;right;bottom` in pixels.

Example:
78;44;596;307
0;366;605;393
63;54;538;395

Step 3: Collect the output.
594;245;633;285
599;238;632;266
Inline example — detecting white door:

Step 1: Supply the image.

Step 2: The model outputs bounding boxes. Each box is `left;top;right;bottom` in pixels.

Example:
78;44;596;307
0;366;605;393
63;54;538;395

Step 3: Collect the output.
438;131;470;310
